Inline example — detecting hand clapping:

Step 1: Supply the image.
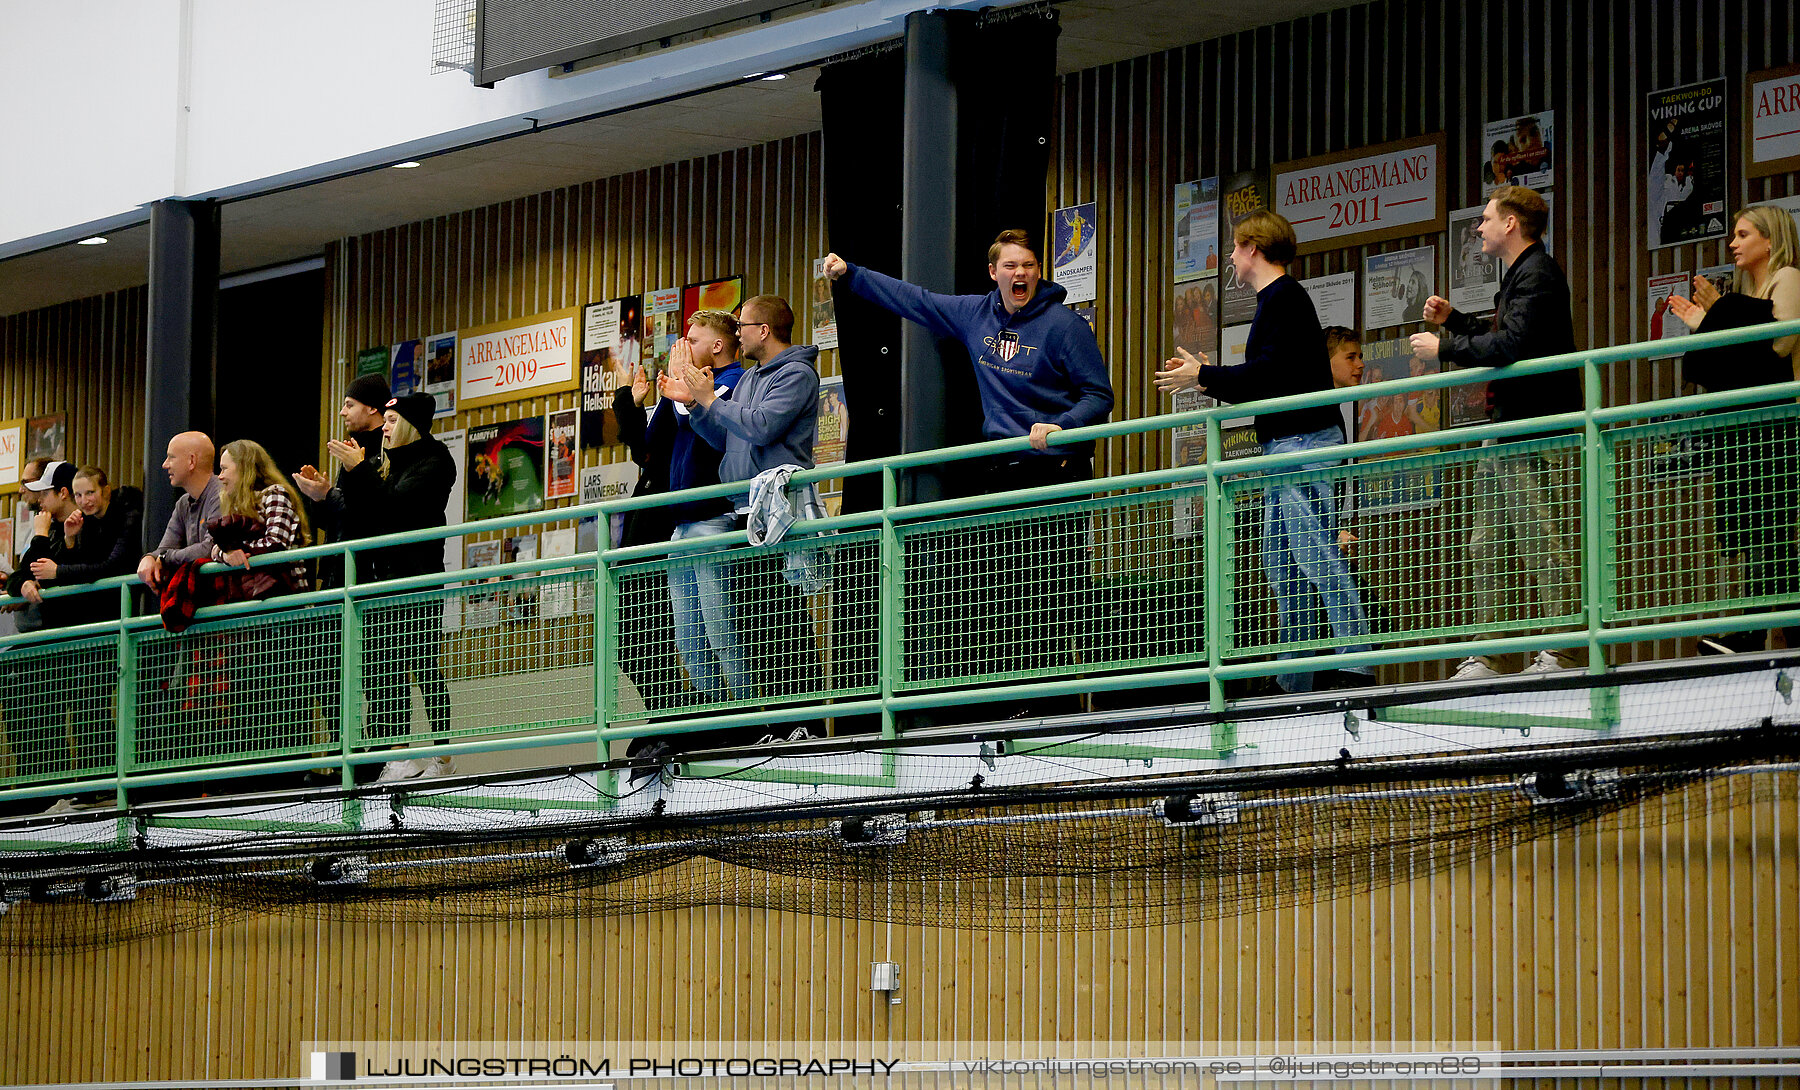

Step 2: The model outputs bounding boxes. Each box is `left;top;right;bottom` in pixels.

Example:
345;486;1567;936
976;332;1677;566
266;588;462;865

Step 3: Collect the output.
1154;347;1208;394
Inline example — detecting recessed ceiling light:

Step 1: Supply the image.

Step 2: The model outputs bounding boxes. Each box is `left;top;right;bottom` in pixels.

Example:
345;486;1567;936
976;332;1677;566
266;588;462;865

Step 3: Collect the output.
392;161;422;169
760;72;787;81
76;236;107;246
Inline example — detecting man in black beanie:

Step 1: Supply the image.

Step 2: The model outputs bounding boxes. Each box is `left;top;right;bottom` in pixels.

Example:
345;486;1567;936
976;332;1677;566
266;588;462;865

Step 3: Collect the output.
295;373;392;576
291;375;392;786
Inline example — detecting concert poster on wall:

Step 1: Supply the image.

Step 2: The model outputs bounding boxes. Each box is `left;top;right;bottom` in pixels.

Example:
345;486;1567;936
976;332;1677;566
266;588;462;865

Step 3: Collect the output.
1170;277;1218;363
1219;170;1268;324
546;408;578;500
578;296;642;453
25;413;65;461
423;331;457;417
1480;112;1555;193
810;260;840;350
682;276;744;328
1363;246;1436;329
1647;78;1729;249
1173;178;1220;283
1050;202;1098;303
1355;336;1443;513
1447;205;1501;314
643;288;682;375
356;345;388;378
466;417;546;521
389;338;421;397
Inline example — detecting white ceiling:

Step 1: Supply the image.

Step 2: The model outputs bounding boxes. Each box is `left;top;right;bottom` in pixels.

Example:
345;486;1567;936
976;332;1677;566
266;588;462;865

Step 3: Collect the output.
0;0;1347;318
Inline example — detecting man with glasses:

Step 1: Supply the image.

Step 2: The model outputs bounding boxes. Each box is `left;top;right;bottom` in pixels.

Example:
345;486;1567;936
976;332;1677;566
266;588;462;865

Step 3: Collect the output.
663;296;821;735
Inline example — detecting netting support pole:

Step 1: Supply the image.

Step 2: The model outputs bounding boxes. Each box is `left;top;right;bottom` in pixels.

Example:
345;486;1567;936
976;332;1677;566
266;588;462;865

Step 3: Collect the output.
113;582;136;820
1581;354;1617;727
878;466;902;741
1203;414;1234;754
596;541;621;787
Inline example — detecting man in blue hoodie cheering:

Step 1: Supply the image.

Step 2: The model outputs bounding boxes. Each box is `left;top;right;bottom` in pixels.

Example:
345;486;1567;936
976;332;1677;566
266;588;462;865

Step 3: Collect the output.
822;231;1115;710
821;230;1114;488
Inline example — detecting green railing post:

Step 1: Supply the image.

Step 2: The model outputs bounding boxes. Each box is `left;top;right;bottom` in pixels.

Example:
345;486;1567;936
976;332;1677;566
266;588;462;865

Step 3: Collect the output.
338;546;363;789
878;466;901;741
113;582;135;815
1582;355;1606;675
595;539;619;780
1203;414;1234;753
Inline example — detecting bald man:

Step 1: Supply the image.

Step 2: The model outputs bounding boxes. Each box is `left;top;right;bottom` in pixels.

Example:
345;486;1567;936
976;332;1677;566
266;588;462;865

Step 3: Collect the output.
137;431;223;592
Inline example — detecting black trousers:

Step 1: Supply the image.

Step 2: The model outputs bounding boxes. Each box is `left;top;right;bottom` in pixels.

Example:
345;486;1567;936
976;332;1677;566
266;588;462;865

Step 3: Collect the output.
362;599;452;743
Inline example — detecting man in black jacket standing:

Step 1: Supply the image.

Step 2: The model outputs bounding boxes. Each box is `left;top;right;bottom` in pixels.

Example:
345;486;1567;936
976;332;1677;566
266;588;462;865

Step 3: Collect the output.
1410;185;1584;680
294;373;392;580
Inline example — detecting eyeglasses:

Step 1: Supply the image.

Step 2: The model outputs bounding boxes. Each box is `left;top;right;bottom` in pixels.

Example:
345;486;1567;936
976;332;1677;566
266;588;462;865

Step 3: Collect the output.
738;318;768;332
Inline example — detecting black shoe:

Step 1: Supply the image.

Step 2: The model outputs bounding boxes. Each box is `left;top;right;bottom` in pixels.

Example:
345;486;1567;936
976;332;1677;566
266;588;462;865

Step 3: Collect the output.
1317;669;1375;691
626;740;672;783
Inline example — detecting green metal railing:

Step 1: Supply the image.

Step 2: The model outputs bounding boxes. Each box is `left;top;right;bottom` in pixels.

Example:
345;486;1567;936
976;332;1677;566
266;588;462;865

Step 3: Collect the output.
3;319;1799;807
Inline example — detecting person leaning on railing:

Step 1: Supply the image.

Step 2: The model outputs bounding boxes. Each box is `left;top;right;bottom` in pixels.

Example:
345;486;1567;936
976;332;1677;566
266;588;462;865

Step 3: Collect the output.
1;461;117;794
331;393;457;782
1408;185;1585;681
51;466;143;589
822;233;1115;711
1667;203;1800;655
1154;210;1374;693
206;440;313;763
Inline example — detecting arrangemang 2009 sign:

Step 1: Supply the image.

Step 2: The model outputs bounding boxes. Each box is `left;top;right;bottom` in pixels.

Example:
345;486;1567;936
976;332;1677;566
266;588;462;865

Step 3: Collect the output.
458;308;581;410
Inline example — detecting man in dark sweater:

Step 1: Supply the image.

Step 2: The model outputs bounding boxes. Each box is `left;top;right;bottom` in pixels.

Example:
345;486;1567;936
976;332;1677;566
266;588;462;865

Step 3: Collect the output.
1156;209;1372;691
294;372;392;580
1410;185;1583;680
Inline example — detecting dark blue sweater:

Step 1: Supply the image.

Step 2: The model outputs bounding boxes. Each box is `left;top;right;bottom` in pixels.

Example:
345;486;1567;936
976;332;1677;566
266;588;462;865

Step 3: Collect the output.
650;361;744;523
1194;274;1343;445
840;262;1114;455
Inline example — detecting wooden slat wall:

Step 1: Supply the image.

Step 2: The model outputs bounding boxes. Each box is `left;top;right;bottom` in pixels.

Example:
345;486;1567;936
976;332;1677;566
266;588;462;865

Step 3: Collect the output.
1;778;1795;1080
0;287;148;534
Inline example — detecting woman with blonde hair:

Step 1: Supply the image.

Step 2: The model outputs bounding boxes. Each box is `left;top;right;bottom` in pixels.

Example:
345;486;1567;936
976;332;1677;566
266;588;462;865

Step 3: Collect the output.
213;438;311;598
1668;204;1800;654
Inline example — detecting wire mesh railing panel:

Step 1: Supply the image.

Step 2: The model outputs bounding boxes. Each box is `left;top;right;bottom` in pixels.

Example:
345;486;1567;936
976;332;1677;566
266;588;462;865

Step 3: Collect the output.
131;606;341;773
1225;435;1585;658
0;635;118;785
1609;405;1800;622
1084;488;1208;671
408;570;597;744
895;491;1198;690
611;531;881;718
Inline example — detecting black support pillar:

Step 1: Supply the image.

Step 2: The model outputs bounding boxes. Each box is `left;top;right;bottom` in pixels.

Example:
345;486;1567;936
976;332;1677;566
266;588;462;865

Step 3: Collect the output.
142;198;220;548
897;9;968;504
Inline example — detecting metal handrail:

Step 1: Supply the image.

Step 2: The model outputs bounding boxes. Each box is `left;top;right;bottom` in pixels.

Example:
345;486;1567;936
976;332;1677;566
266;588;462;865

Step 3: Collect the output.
2;318;1798;803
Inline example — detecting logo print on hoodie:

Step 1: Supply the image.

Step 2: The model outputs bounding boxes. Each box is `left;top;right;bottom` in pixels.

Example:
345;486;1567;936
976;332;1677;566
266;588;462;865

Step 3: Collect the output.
987;330;1036;363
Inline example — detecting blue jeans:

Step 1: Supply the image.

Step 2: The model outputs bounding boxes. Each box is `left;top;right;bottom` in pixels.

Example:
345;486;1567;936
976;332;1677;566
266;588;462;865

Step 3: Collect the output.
1261;427;1372;692
667;514;751;702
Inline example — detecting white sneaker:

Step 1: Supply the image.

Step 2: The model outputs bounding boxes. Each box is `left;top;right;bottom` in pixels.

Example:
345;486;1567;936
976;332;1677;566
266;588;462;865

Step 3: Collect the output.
416;755;456;779
1521;650;1574;675
376;757;426;782
39;798;76;815
1451;656;1504;681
